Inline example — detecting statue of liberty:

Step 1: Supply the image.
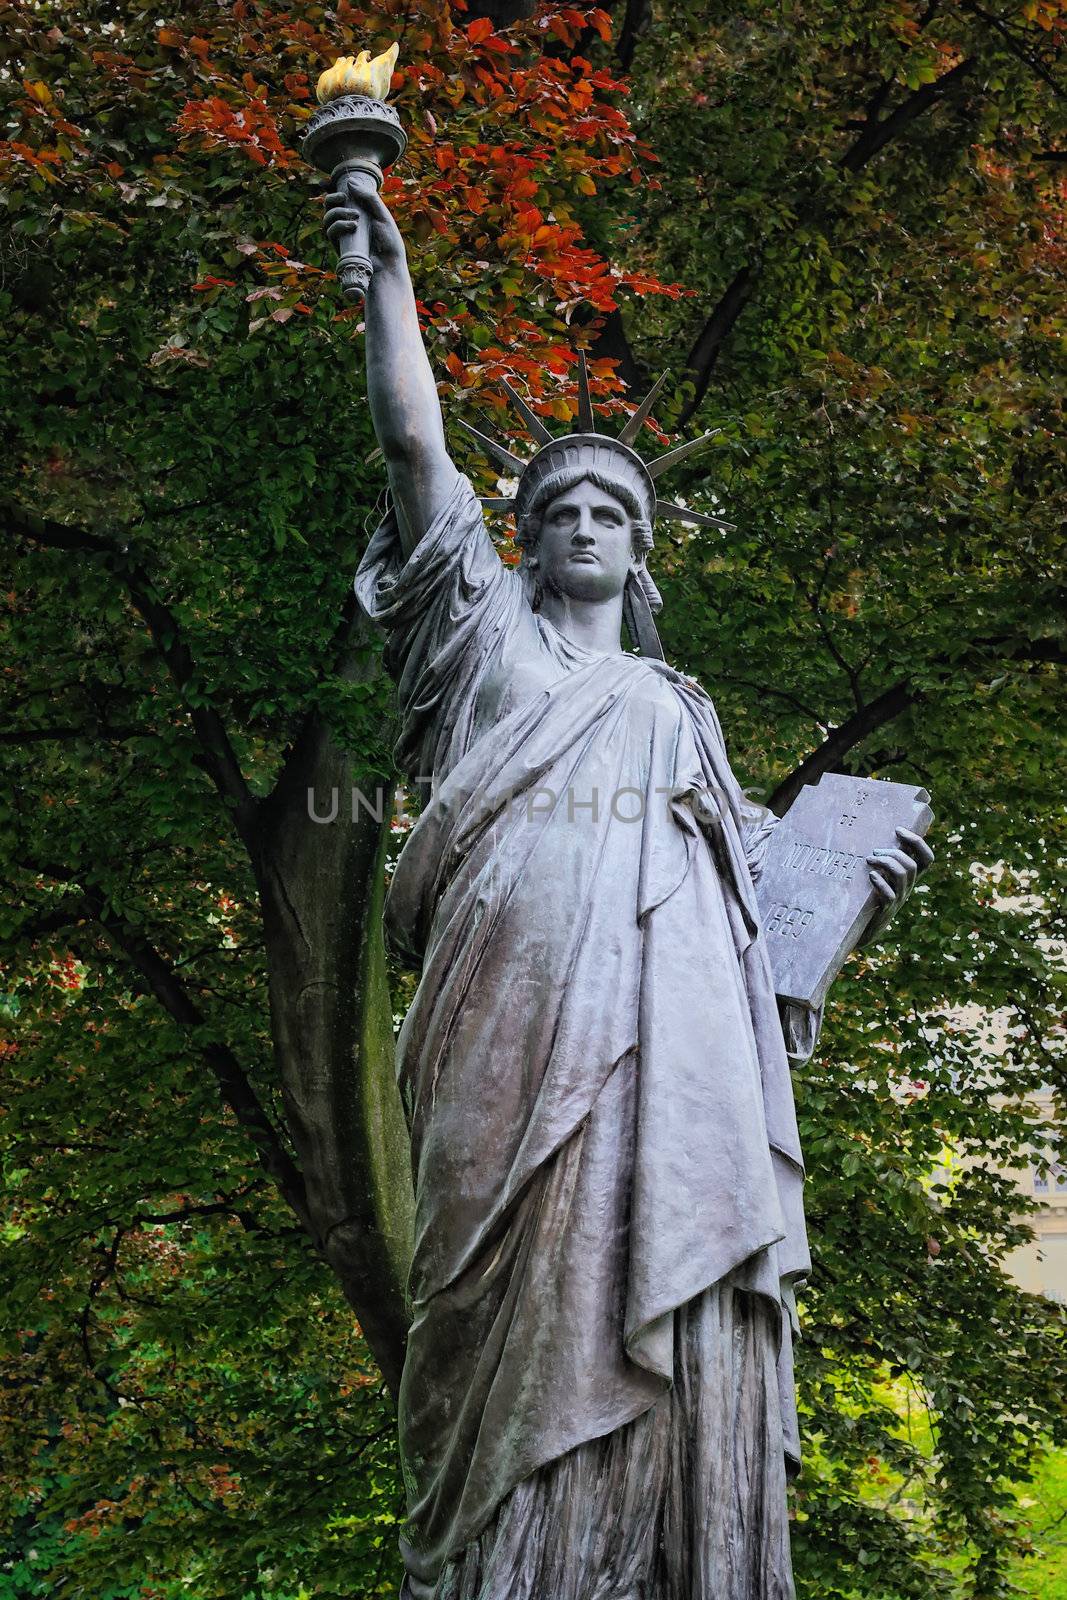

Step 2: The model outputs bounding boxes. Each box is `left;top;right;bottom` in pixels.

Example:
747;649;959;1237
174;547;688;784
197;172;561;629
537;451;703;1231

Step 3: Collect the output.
323;172;931;1600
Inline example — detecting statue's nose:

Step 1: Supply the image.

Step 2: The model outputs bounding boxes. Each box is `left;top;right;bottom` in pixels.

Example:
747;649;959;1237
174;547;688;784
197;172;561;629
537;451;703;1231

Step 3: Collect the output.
572;516;596;546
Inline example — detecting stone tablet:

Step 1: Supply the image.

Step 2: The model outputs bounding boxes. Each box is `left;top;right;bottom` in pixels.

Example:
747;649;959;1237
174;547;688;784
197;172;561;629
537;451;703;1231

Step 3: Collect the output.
756;773;933;1009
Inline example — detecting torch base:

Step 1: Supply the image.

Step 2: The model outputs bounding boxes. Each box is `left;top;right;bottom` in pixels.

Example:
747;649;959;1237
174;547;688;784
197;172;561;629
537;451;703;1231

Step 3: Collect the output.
302;95;407;176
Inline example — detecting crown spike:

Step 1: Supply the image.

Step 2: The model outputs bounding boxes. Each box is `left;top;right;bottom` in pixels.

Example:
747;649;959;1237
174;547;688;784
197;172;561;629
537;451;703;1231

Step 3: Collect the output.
576;350;595;432
499;380;554;446
618;369;670;447
655;498;735;531
459;420;528;476
480;497;517;512
647;429;722;480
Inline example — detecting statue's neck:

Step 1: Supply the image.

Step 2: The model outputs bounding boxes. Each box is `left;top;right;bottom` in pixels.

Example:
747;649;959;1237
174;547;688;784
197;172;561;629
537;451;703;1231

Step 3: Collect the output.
538;590;624;655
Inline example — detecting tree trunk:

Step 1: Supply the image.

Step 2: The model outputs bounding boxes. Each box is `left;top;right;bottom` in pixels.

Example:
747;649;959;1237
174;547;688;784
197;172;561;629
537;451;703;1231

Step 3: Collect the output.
258;631;413;1397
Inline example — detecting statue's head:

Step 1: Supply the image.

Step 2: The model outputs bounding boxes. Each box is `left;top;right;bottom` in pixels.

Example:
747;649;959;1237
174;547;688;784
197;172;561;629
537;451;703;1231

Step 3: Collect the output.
516;467;661;613
460;352;733;653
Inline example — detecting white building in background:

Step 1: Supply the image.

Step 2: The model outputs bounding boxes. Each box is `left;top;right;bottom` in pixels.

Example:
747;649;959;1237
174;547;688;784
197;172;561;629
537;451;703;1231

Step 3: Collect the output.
925;993;1063;1305
951;867;1065;1307
1005;1089;1067;1305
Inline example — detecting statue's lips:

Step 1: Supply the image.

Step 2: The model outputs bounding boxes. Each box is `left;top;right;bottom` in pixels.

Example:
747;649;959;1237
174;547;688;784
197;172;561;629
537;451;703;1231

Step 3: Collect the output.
567;550;600;563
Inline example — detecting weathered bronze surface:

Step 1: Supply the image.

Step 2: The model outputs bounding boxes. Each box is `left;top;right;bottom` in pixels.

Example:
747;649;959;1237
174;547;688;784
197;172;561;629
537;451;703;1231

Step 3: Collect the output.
321;173;932;1600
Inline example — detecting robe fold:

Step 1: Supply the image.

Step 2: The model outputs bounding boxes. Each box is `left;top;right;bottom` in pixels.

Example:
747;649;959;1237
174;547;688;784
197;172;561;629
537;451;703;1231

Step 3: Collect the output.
355;476;810;1598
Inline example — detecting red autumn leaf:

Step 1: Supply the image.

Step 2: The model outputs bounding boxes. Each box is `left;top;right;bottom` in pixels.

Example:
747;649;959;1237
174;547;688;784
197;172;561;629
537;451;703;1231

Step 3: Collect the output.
474;66;504;96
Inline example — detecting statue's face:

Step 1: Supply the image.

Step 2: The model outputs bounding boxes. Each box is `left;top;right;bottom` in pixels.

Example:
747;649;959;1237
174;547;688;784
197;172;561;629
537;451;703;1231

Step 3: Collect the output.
536;479;637;603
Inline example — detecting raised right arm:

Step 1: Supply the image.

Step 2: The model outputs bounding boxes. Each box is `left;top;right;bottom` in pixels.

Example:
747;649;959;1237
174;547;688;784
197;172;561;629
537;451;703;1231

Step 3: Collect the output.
325;176;460;557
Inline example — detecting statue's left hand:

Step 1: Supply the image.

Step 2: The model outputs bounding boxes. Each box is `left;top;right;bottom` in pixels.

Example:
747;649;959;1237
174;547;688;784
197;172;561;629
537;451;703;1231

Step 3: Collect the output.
862;827;934;944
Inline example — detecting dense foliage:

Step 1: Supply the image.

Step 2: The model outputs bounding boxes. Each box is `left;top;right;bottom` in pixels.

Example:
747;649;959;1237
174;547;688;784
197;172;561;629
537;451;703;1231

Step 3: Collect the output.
2;0;1065;1596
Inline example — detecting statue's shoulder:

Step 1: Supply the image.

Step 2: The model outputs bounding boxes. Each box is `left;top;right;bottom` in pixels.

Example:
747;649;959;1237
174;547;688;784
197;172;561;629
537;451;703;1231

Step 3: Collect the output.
644;656;714;709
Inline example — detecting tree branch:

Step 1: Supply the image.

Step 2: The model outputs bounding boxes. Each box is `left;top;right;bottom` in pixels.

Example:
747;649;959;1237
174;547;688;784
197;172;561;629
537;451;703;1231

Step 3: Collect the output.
9;901;94;943
960;0;1065;99
5;499;260;851
678;264;759;425
764;629;1064;816
716;674;826;724
678;55;979;422
135;1197;264;1232
839;56;977;172
120;573;260;848
616;0;651;72
85;889;316;1244
267;586;372;810
590;306;644;392
767;681;915;815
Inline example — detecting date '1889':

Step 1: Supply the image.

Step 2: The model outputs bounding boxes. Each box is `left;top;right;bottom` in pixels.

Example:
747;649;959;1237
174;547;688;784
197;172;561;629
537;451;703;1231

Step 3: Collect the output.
765;903;815;939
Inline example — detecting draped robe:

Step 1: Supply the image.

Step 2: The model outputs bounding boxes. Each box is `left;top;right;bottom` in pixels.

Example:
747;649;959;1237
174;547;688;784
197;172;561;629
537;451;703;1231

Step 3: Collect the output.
355;476;811;1599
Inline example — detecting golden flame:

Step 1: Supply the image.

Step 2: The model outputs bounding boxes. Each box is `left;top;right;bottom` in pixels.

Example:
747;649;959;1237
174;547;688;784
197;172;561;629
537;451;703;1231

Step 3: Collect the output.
316;42;399;104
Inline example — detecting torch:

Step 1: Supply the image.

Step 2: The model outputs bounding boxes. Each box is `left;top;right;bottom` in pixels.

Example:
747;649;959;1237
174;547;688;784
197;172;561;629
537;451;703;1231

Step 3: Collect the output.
302;43;406;303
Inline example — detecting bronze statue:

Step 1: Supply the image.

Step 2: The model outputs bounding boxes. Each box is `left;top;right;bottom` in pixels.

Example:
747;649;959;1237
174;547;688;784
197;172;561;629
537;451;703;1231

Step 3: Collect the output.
322;166;932;1600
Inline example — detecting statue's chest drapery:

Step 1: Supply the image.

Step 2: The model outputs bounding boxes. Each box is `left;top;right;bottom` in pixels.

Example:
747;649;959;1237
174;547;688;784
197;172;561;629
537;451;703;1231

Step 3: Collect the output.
385;645;698;972
469;604;684;786
470;607;564;732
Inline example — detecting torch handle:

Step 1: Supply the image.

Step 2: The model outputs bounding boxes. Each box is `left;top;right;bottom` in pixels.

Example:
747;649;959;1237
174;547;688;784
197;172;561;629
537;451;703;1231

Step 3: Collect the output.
331;157;384;304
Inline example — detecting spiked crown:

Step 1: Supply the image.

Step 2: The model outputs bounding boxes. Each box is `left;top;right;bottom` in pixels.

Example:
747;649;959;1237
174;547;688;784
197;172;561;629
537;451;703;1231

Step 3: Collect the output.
459;352;735;535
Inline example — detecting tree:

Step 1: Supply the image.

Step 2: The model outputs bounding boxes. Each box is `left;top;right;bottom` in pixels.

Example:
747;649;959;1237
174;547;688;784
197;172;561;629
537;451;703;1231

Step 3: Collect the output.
1;0;1064;1596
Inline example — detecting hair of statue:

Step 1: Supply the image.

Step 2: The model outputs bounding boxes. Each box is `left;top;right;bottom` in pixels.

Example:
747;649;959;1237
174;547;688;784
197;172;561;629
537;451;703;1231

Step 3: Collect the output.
514;464;662;614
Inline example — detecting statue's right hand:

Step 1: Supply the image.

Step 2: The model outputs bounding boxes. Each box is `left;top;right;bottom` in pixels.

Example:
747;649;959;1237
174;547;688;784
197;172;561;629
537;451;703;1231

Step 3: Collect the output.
324;175;406;271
